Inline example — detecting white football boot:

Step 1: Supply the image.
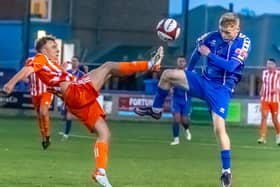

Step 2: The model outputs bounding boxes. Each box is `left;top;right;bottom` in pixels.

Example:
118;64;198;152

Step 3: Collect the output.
170;137;180;146
257;137;266;144
184;129;192;141
276;134;280;145
149;46;164;72
92;169;112;187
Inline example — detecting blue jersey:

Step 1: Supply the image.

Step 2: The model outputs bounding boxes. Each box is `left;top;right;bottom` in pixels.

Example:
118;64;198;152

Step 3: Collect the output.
173;86;187;99
186;31;251;119
68;69;85;79
188;31;251;90
172;87;192;115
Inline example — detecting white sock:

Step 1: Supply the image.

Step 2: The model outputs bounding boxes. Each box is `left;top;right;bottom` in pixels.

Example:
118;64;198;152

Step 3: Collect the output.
222;168;231;174
97;168;106;175
152;107;162;113
148;60;153;69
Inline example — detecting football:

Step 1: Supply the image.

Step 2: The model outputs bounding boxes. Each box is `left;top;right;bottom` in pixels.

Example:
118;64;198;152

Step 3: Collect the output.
156;18;181;42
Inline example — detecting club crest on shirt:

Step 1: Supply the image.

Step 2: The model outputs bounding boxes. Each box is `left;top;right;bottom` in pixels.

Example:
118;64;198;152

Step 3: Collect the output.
209;40;216;47
235;48;248;59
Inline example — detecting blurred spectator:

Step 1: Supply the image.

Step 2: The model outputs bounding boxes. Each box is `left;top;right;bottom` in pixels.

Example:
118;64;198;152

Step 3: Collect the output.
60;56;85;141
258;58;280;145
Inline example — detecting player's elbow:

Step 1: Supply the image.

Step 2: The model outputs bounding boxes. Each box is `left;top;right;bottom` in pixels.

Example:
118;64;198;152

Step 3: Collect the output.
24;66;35;75
226;60;240;72
226;66;236;72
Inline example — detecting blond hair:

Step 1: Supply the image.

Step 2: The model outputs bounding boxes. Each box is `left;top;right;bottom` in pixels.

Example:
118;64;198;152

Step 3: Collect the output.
219;12;240;27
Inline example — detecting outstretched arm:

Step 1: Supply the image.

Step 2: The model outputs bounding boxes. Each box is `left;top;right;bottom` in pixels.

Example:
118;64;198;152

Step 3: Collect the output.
3;66;34;94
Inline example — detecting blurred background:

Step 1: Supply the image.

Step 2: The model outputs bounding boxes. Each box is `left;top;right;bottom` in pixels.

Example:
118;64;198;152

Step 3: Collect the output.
2;2;280;186
1;0;280;95
1;0;280;124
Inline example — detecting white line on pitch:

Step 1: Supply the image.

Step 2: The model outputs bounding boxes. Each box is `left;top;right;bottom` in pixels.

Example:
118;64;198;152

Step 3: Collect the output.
57;132;280;151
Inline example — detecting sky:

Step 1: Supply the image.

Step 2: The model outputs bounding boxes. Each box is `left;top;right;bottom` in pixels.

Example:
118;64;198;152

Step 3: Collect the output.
169;0;280;15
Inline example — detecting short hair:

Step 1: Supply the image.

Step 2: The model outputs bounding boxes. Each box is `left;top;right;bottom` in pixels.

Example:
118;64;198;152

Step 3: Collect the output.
177;55;185;59
72;56;80;61
35;35;56;52
219;12;240;27
268;58;276;63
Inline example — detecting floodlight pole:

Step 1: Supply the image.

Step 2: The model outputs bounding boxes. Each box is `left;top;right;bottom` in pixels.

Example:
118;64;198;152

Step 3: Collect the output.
183;0;189;57
229;3;234;12
21;0;31;67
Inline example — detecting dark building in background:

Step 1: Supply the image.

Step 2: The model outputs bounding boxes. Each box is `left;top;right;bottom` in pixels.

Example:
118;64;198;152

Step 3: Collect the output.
0;0;168;66
1;1;280;95
0;0;169;92
1;1;280;66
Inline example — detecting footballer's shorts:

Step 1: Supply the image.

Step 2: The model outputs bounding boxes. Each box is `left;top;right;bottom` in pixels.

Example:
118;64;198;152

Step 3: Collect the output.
31;92;53;109
63;81;105;132
171;97;192;115
261;100;279;114
186;71;232;119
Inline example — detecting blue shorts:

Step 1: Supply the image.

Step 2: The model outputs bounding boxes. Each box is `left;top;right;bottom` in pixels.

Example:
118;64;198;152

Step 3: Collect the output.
171;97;192;115
186;71;232;119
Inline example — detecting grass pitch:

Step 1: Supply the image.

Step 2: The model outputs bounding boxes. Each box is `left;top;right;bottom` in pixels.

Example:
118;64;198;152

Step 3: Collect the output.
0;117;280;187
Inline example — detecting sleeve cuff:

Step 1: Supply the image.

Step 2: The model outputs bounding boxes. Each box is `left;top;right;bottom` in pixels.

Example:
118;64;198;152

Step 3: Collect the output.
207;52;215;59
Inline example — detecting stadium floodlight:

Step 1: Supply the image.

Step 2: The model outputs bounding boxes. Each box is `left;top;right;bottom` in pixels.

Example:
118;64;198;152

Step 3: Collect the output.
37;30;46;39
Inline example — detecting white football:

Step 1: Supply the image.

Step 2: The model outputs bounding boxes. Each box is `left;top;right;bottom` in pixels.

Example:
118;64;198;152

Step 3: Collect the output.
156;18;181;41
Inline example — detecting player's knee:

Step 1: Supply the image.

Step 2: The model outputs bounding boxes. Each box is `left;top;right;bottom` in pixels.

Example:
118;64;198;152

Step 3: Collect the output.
262;115;268;120
262;111;269;117
213;125;226;136
40;112;49;118
272;116;278;124
101;130;111;142
101;61;119;75
66;112;72;120
102;61;115;70
39;107;49;116
103;61;114;66
97;127;111;142
173;119;180;124
172;113;180;122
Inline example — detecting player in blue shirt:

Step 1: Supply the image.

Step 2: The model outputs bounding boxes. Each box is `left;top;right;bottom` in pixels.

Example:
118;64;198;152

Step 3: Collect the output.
61;56;85;140
135;13;251;187
170;56;192;145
